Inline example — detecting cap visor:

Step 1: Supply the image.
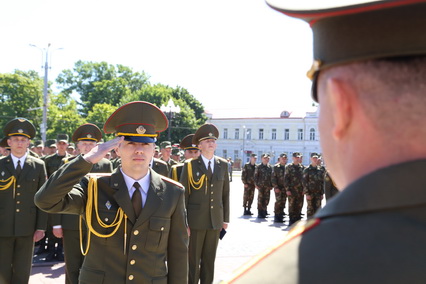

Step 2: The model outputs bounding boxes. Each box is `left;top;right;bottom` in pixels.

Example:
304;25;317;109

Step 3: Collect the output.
123;136;156;143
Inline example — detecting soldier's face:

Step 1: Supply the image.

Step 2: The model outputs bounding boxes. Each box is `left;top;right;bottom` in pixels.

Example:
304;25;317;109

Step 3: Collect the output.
7;136;30;157
250;157;257;164
280;157;288;164
77;141;97;155
161;147;172;159
56;141;68;153
185;149;200;160
116;141;154;169
198;139;217;154
262;157;270;164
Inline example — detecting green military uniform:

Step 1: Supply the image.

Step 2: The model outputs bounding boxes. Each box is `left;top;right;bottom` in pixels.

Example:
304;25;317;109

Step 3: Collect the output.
324;170;339;201
61;123;114;284
180;124;230;284
0;118;48;284
302;154;325;217
284;153;305;225
169;134;198;182
271;154;287;222
152;157;169;176
254;154;273;218
35;101;188;284
159;141;178;172
241;154;257;216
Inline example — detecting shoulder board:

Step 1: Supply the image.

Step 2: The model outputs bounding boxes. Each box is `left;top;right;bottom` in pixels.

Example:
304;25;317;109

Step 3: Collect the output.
171;163;184;169
87;172;112;179
160;175;184;188
184;158;193;164
217;157;228;163
154;158;167;165
285;218;320;243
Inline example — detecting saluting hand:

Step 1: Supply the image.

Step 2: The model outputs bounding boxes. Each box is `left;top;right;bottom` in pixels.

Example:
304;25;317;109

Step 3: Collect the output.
84;136;124;164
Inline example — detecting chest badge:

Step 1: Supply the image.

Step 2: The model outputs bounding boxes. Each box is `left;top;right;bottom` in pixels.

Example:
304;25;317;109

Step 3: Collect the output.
105;200;112;210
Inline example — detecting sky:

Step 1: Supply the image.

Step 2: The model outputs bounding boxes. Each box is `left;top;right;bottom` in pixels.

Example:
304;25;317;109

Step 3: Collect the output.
0;0;315;119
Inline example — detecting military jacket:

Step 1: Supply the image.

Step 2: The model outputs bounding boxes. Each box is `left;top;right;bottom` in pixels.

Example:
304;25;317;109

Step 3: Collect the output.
302;165;325;195
44;152;70;177
284;163;305;193
35;156;188;284
271;163;286;189
180;156;230;230
0;154;47;236
152;158;169;177
160;157;178;173
169;163;184;182
254;163;273;188
241;162;256;185
226;160;426;284
324;171;339;200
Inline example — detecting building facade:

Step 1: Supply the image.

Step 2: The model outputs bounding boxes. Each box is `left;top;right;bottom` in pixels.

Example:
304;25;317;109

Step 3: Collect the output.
207;108;322;169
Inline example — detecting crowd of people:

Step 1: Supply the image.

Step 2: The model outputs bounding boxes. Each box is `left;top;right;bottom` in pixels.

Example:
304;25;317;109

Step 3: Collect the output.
241;152;338;225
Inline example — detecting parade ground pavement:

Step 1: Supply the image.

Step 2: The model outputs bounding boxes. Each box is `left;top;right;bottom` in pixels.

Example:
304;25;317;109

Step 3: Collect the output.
30;171;320;283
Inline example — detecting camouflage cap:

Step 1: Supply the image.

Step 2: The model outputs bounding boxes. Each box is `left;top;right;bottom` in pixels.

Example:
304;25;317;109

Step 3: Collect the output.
68;142;75;149
292;152;301;157
180;134;199;151
155;145;160;152
57;134;69;143
72;123;102;142
310;152;319;158
34;140;44;147
104;101;168;143
250;153;257;158
45;139;57;148
261;153;271;158
160;141;172;149
266;0;426;101
172;147;182;156
192;123;219;144
279;153;288;158
3;118;36;139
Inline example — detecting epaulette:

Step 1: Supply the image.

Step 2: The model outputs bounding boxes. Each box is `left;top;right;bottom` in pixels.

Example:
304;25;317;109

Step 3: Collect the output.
62;156;77;164
183;158;193;164
160;175;184;188
87;172;113;179
154;158;168;165
217;157;228;163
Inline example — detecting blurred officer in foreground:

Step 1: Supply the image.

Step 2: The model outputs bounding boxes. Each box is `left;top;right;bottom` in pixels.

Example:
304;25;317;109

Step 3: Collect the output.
180;123;230;284
241;153;257;216
0;118;47;284
35;101;188;284
224;1;426;283
271;153;288;223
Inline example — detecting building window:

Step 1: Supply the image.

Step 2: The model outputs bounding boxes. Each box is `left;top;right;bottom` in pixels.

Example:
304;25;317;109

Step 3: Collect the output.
235;128;239;140
309;128;315;141
223;150;227;158
272;129;277;140
223;128;228;139
259;129;264;140
284;129;289;140
234;150;239;160
298;129;303;140
246;128;252;140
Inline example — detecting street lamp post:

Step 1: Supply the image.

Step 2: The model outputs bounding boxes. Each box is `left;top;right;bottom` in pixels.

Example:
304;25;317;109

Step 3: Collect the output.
160;99;180;141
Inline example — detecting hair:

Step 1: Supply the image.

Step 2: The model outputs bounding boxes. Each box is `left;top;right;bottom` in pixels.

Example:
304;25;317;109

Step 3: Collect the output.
326;56;426;139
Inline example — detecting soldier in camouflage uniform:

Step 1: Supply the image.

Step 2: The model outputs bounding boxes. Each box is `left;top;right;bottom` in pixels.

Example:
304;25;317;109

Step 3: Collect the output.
284;152;305;225
302;153;325;217
241;153;257;215
271;153;288;223
324;170;339;201
254;153;273;218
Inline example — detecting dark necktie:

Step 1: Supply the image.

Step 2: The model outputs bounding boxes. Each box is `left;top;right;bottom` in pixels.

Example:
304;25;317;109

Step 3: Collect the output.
16;160;22;177
207;161;213;179
132;182;142;218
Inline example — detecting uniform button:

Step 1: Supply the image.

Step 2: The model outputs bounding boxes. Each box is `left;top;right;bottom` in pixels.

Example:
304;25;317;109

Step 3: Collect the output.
17;185;21;188
132;245;137;250
211;184;213;187
134;230;139;235
104;218;109;222
17;193;21;196
16;201;20;204
160;227;164;231
16;209;20;212
130;259;136;265
211;199;213;202
211;206;213;209
210;192;213;195
128;275;134;280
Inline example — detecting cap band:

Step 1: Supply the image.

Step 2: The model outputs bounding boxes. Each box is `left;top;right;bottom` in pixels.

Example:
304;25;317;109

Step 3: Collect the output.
8;133;30;138
77;137;98;141
116;132;158;138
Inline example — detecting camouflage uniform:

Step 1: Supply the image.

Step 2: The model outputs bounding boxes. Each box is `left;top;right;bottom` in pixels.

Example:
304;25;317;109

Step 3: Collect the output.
271;163;286;221
324;170;339;201
284;163;305;224
302;165;325;217
241;162;257;215
254;163;273;218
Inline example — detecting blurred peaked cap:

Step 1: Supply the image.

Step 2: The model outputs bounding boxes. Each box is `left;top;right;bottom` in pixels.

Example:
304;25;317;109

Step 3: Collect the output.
266;0;426;101
160;141;172;149
57;134;69;143
72;123;102;142
180;134;199;150
172;147;182;155
311;152;319;157
0;137;10;148
192;124;219;144
280;153;288;158
293;152;301;157
3;118;36;139
68;142;75;149
262;153;271;158
103;101;168;143
155;145;160;151
45;139;57;148
250;153;257;158
34;140;44;147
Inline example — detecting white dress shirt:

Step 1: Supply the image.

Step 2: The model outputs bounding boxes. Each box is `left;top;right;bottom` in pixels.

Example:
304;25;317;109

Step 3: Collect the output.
121;169;150;208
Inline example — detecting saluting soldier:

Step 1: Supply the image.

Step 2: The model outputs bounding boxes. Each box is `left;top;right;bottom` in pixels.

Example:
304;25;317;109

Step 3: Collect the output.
169;134;200;182
60;123;113;284
254;153;273;219
302;153;324;217
180;123;230;284
284;152;305;226
35;101;188;284
241;153;257;216
0;118;47;284
271;153;288;223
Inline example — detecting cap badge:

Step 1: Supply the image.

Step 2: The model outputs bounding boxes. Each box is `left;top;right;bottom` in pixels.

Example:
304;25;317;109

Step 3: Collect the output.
18;129;23;133
136;126;146;135
87;134;92;138
208;133;213;137
192;144;196;147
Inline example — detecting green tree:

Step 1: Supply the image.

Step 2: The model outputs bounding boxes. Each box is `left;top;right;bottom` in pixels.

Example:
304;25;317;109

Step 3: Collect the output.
56;61;150;116
0;70;43;129
47;93;85;139
86;103;117;141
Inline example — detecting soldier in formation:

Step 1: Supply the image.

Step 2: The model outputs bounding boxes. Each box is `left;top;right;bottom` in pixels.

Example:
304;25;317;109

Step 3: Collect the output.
271;153;288;223
254;153;273;219
302;153;325;217
284;152;305;226
241;153;257;216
